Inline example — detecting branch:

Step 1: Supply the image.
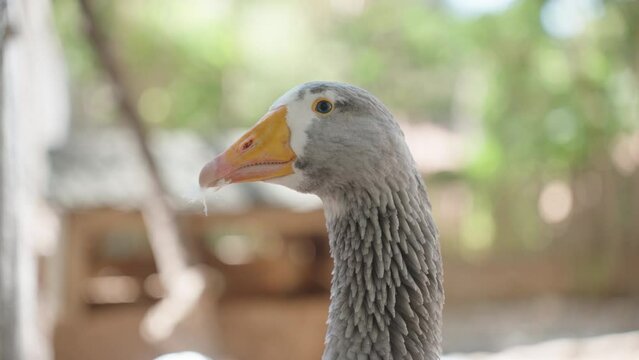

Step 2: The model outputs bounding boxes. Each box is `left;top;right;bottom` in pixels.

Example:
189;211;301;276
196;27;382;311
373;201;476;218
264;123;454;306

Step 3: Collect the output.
77;0;214;342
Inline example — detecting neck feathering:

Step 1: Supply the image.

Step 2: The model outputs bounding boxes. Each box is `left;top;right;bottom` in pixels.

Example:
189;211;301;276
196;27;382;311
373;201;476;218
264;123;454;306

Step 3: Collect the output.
321;173;444;360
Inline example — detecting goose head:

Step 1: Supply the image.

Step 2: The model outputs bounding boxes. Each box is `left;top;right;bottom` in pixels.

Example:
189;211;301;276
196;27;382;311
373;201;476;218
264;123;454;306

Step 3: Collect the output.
199;81;413;199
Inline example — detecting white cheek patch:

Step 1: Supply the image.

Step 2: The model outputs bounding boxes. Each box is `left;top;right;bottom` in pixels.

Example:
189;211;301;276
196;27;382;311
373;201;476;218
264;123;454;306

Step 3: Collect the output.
286;98;314;157
264;85;336;191
261;86;312;190
270;85;321;158
270;83;304;110
285;88;338;157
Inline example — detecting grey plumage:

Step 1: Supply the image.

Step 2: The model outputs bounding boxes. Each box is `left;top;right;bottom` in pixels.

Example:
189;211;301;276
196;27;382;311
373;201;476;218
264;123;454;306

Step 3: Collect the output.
291;82;444;360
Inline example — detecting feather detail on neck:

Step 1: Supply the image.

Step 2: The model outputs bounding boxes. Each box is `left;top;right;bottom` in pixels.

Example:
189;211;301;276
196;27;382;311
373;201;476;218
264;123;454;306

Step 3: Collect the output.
322;174;444;360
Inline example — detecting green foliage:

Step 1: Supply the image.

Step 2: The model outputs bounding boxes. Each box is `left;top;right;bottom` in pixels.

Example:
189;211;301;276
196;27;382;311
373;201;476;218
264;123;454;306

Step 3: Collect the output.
53;0;639;249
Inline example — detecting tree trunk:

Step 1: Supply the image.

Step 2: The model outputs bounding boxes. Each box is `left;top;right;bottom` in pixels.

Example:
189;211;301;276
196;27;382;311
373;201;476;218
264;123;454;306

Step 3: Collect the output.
2;0;75;357
78;0;219;345
0;1;20;354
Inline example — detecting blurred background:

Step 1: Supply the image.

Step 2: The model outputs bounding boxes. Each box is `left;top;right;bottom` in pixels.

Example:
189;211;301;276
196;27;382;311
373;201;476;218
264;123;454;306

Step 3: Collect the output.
1;0;638;359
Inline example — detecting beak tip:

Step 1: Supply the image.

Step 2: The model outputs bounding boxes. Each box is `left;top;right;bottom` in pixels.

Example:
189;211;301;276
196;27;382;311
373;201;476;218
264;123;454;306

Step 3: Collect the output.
198;172;209;189
198;174;208;189
199;159;219;188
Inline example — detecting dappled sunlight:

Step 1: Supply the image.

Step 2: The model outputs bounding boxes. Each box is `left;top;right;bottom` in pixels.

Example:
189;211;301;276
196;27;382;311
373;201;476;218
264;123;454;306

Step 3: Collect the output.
155;352;212;360
211;234;257;266
538;180;573;224
444;331;639;360
540;0;604;39
86;275;141;304
611;133;639;175
444;0;517;17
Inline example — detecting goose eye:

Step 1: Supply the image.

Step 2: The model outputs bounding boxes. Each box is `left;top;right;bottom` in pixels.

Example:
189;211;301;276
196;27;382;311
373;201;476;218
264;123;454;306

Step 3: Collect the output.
313;99;333;114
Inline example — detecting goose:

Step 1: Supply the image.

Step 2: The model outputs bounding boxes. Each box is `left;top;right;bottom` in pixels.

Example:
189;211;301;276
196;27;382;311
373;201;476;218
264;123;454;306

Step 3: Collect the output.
199;82;444;360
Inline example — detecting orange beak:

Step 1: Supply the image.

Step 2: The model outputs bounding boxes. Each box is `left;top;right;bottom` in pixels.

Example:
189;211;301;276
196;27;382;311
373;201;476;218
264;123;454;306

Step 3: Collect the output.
199;106;296;188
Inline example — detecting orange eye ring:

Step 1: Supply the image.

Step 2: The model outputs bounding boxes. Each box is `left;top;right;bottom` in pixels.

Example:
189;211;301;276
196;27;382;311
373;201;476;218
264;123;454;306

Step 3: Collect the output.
312;98;334;115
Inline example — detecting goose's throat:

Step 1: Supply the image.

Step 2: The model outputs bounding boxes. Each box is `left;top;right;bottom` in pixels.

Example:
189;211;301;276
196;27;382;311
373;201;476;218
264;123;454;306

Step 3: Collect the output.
322;183;444;360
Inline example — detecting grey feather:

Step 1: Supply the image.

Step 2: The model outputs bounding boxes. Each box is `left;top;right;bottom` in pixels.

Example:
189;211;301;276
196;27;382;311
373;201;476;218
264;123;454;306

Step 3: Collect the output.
290;82;444;360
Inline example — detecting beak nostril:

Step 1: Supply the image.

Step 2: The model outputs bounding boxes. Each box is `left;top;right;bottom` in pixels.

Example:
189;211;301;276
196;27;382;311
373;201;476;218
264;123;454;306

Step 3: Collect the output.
240;139;254;152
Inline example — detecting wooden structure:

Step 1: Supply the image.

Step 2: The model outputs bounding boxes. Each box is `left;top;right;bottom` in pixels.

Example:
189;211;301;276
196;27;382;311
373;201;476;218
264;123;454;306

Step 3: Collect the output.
49;129;331;359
